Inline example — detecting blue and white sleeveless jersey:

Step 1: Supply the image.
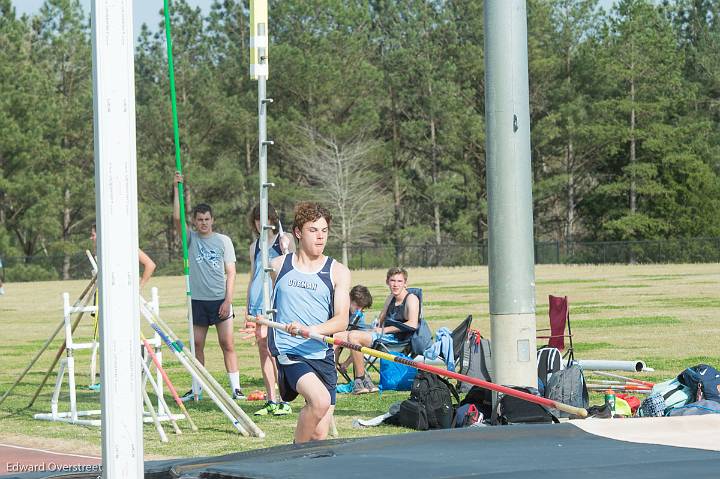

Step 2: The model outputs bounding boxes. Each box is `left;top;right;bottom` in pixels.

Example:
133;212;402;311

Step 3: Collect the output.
247;235;283;315
269;253;334;359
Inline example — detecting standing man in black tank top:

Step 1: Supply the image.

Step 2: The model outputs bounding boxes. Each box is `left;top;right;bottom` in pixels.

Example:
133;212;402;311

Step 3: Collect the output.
347;267;419;394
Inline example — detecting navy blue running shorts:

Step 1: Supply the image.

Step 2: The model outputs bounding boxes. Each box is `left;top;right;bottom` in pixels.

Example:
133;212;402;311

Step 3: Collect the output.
191;299;234;327
276;349;337;405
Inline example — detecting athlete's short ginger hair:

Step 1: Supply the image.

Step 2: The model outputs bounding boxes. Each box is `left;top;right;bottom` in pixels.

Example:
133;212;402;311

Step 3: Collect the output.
292;202;332;232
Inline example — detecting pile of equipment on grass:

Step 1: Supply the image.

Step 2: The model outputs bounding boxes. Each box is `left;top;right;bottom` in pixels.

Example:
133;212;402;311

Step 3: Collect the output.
347;300;717;430
371;339;719;430
637;364;720;417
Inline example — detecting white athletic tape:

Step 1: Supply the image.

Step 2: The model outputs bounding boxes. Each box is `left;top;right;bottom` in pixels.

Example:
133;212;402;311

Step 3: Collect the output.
250;64;268;77
250;35;268;48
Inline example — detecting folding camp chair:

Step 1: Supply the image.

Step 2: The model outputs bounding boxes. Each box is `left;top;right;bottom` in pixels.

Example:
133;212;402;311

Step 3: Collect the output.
365;287;429;374
537;295;575;366
447;315;473;365
422;314;474;371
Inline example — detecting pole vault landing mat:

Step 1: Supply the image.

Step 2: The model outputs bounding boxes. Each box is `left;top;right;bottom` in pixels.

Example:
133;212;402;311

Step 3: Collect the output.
5;418;720;479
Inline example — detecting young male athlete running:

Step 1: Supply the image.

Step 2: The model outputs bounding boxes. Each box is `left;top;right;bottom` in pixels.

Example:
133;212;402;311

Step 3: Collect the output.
244;204;295;416
265;202;350;443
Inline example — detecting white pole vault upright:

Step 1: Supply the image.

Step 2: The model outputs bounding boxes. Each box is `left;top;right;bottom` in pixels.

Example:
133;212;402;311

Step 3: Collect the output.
91;1;143;477
251;0;275;318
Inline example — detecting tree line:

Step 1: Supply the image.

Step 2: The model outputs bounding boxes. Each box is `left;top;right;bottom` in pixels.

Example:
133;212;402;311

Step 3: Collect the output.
1;0;719;280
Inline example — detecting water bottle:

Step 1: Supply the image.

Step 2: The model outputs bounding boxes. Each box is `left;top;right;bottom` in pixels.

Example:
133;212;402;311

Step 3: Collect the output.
605;389;616;417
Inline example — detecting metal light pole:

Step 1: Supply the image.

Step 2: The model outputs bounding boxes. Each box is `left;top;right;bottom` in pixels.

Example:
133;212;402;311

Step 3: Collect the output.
484;0;537;388
91;0;143;476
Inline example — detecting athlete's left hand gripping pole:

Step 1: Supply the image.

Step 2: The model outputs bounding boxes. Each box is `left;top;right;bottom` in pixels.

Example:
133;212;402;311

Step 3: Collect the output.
163;0;198;400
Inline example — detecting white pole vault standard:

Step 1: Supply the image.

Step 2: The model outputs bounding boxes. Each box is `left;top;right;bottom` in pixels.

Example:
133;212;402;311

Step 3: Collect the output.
34;290;185;433
251;0;275;320
91;1;143;477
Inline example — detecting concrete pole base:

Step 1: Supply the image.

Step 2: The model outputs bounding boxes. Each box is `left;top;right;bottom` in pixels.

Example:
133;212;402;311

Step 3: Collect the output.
490;313;537;388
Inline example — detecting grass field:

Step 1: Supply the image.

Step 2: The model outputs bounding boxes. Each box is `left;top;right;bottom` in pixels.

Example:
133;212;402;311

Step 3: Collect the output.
0;263;718;459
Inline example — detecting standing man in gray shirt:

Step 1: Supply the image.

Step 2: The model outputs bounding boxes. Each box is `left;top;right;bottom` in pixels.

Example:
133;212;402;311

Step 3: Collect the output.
173;172;244;401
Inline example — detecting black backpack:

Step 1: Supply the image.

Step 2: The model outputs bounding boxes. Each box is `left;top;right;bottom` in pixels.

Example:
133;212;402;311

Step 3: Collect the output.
395;370;459;430
457;331;493;393
494;386;558;425
544;364;589;418
458;385;493;419
536;347;562;389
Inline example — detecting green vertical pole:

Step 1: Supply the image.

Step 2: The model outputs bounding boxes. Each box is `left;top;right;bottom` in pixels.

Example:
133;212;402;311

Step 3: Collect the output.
163;0;198;399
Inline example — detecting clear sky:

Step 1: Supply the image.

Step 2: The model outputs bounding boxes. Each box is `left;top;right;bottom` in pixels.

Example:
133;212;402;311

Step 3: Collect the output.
12;1;213;39
13;0;619;40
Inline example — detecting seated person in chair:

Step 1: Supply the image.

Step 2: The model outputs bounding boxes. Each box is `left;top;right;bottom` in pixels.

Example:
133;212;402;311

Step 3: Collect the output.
346;267;419;394
334;285;373;378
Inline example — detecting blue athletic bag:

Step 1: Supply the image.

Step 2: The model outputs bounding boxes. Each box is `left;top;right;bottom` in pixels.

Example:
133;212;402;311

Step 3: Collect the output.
379;352;417;391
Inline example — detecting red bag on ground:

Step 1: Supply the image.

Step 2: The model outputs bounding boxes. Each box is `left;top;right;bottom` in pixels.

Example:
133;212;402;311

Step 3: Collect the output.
616;393;640;415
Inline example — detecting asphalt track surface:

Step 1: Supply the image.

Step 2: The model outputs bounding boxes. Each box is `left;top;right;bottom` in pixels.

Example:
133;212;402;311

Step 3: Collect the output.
3;418;720;478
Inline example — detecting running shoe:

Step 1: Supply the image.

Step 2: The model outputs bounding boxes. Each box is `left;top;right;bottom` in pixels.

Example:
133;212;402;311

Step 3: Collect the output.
180;389;202;402
352;378;369;395
363;375;379;393
273;402;292;416
232;388;246;400
254;401;278;416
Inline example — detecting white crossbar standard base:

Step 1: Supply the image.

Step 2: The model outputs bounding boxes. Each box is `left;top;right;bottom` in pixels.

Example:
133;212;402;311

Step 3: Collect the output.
34;289;183;427
33;411;184;427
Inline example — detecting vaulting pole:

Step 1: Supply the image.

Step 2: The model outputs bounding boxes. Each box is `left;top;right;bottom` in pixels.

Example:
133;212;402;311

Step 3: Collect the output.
252;317;588;418
139;299;264;437
162;0;198;400
141;335;198;432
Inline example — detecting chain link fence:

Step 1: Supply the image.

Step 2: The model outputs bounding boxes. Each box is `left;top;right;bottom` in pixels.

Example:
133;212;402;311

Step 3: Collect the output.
2;237;719;282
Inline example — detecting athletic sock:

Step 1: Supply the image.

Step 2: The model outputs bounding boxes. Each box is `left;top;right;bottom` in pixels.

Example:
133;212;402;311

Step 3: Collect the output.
228;371;240;391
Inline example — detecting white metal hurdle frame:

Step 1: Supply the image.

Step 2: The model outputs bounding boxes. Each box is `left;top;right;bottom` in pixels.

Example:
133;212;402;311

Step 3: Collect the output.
33;287;183;427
